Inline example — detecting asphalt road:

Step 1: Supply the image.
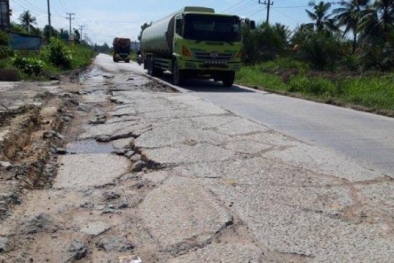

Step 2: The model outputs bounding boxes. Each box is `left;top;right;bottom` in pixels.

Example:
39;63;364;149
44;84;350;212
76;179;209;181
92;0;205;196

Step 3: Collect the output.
179;79;394;178
98;54;394;178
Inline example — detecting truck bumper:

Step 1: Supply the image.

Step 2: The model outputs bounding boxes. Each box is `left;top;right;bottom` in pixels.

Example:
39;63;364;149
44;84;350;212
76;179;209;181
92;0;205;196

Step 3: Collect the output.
115;54;130;61
179;59;241;72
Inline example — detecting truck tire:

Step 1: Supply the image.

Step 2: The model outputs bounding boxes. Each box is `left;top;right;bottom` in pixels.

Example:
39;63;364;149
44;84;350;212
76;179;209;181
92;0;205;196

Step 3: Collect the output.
173;60;184;86
147;56;154;76
148;57;162;77
148;56;160;77
222;71;235;87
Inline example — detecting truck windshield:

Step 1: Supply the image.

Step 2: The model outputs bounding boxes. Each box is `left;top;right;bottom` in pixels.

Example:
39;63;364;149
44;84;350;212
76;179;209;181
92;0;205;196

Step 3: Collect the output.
183;14;241;42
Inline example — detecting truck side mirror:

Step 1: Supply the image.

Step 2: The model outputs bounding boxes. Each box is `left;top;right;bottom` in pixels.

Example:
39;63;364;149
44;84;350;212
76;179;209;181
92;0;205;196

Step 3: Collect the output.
249;20;256;30
164;31;168;41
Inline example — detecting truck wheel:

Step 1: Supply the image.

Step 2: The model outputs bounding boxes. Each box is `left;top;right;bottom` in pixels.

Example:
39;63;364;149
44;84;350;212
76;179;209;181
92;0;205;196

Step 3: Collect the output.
173;60;184;86
153;68;163;77
147;57;154;76
222;71;235;87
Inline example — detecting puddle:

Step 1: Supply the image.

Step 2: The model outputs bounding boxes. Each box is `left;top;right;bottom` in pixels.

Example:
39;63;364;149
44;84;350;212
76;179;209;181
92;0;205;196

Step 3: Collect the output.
66;140;114;154
83;90;108;103
79;66;105;83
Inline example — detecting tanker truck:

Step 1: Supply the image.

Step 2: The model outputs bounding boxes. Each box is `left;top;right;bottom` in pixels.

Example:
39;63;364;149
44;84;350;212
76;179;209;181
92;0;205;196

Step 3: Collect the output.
112;37;131;63
140;6;255;86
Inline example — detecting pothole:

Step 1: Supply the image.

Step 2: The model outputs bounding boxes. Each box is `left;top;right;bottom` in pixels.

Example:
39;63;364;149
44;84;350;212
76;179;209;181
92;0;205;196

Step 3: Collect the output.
79;66;103;82
82;90;108;103
66;140;114;154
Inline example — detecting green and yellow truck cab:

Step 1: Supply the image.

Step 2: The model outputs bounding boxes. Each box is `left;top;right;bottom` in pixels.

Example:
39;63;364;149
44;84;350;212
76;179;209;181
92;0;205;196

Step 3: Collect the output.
141;6;255;86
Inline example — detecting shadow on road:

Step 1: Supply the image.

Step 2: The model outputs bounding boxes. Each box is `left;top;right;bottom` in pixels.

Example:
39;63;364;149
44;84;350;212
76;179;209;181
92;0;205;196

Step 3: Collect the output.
160;73;256;93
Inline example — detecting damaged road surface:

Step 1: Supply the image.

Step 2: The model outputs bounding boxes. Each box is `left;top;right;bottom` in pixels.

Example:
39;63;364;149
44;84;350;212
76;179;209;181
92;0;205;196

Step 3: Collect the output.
1;54;394;262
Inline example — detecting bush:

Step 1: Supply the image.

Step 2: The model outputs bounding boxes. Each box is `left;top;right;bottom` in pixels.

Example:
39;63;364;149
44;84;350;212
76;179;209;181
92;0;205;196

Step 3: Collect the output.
0;31;13;61
243;22;289;64
0;46;13;60
41;38;73;68
12;55;45;76
357;42;394;71
69;44;94;68
0;31;10;46
292;28;343;71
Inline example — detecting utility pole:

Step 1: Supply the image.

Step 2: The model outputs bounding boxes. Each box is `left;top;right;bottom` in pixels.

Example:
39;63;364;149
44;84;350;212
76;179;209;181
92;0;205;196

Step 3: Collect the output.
79;25;84;42
47;0;51;38
66;12;75;34
1;0;11;31
258;0;274;24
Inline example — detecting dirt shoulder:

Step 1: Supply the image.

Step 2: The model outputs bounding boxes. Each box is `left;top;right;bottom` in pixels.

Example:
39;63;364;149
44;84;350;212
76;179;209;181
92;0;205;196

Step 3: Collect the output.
0;73;84;219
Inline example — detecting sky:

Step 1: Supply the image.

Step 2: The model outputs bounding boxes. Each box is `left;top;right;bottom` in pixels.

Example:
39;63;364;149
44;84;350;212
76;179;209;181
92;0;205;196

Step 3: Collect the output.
9;0;322;46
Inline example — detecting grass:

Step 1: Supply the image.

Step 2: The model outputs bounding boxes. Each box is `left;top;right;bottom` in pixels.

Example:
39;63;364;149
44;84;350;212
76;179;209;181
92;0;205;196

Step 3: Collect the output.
236;66;287;91
342;76;394;112
1;42;95;81
236;58;394;116
69;44;95;69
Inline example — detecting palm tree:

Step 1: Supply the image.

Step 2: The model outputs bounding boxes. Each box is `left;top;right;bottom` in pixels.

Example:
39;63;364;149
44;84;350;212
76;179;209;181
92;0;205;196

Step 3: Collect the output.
376;0;394;32
18;10;37;33
333;0;370;53
306;1;338;33
359;0;394;43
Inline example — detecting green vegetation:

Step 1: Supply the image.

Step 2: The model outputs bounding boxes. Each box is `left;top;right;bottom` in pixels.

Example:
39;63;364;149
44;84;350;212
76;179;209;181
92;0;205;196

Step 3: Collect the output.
0;9;103;80
2;39;95;80
237;0;394;116
11;55;45;76
236;60;394;115
6;40;95;79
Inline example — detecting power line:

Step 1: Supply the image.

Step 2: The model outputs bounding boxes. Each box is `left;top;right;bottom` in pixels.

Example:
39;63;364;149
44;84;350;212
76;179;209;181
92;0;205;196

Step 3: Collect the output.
57;0;69;13
233;1;259;15
271;9;299;23
19;0;46;13
272;5;309;9
11;0;46;15
221;0;256;14
220;0;254;13
244;7;267;19
51;0;67;17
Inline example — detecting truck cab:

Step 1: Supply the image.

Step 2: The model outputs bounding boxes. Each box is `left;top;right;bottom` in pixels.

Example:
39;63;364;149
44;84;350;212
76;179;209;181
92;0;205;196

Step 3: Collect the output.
112;37;131;63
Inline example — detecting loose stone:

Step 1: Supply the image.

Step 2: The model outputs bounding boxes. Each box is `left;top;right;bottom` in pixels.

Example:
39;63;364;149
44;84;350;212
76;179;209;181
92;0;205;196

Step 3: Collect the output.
69;239;88;260
132;160;146;172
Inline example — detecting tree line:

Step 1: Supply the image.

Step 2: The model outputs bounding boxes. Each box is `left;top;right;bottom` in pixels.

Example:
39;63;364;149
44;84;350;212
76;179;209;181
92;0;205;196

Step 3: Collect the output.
12;11;82;44
11;10;113;53
243;0;394;71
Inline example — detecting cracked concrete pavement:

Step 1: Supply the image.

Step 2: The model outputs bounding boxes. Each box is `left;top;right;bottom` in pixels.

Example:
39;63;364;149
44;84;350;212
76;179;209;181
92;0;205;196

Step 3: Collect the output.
1;54;394;262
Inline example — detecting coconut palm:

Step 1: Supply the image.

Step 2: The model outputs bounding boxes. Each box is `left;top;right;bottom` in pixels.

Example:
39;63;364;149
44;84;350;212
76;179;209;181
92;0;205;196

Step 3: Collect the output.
333;0;370;53
359;0;394;43
306;1;338;33
18;10;37;33
375;0;394;32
